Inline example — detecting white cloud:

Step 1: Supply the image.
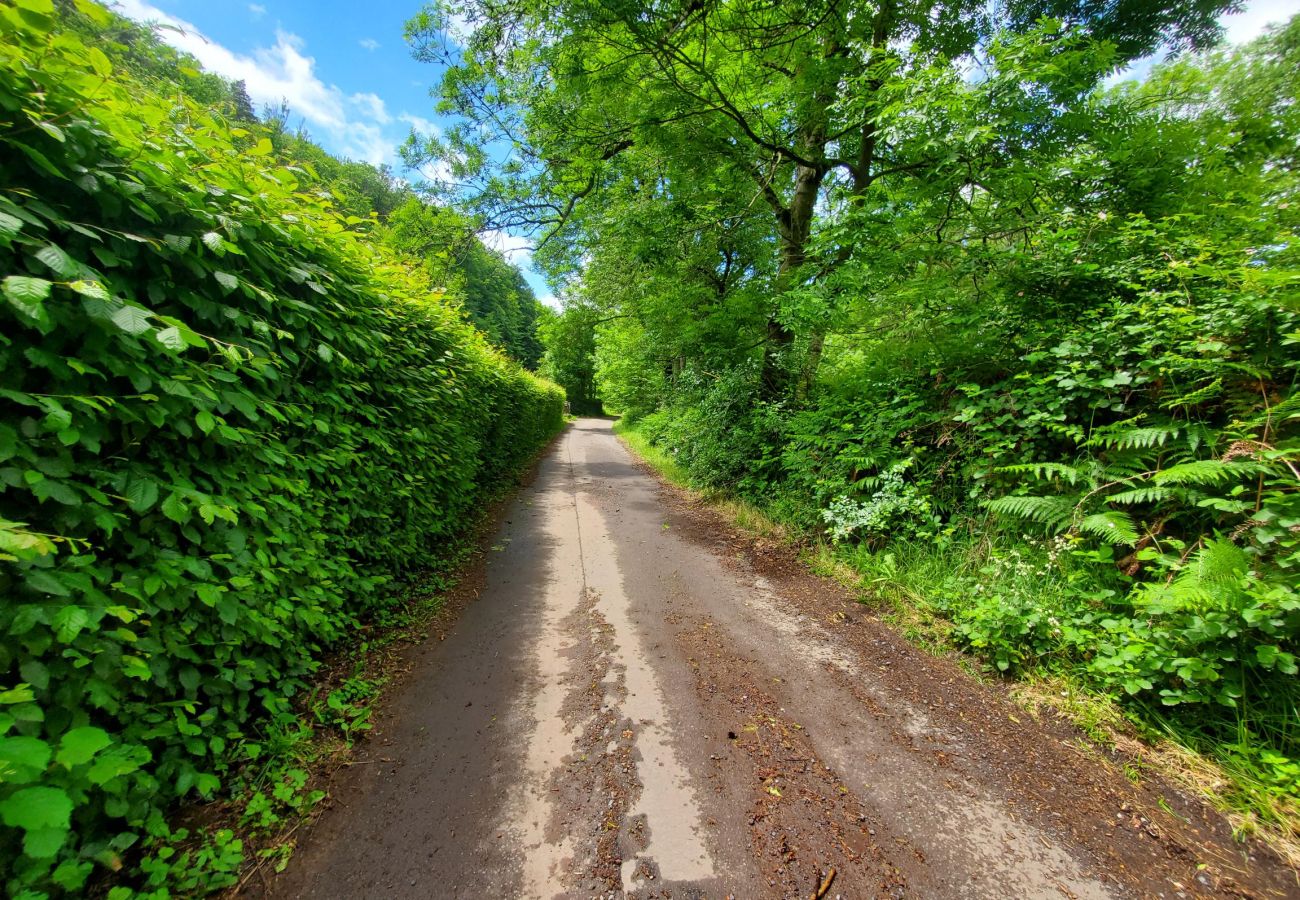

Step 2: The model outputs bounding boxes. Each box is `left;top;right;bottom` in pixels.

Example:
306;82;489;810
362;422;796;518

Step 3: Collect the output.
344;124;396;168
417;160;455;185
111;0;439;168
115;1;347;127
248;3;265;18
447;10;479;45
481;229;534;265
1220;0;1299;44
350;92;391;125
399;113;440;137
359;38;380;51
537;293;561;310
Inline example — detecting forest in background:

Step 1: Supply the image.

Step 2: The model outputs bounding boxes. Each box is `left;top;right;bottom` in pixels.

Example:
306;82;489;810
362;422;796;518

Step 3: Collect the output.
409;0;1300;849
0;0;563;895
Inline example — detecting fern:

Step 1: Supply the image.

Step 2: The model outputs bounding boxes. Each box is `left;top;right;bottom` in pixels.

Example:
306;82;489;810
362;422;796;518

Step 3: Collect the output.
1106;486;1171;505
1161;377;1223;410
1185;538;1252;585
1152;459;1241;486
1044;420;1086;442
1137;539;1251;612
986;494;1075;529
1241;391;1300;428
995;461;1086;484
1087;424;1180;450
1076;511;1139;545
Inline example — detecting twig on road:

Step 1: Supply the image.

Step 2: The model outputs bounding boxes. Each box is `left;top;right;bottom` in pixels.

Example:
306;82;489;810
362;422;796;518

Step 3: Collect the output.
812;867;836;899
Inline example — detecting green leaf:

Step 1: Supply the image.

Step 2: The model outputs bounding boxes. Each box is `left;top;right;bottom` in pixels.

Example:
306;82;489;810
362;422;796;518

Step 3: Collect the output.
0;210;22;239
18;660;48;690
0;736;52;782
86;46;113;77
23;826;68;859
34;243;77;277
0;786;73;832
57;726;112;767
214;271;239;293
124;476;160;512
67;279;110;300
161;234;191;254
86;744;149;786
35;122;65;143
52;605;89;642
157;316;206;347
161;491;189;523
195;409;216;434
179;666;201;692
155;326;185;350
110;303;152;335
3;275;52;321
73;0;111;21
25;568;69;596
0;684;36;705
52;857;94;891
201;231;224;252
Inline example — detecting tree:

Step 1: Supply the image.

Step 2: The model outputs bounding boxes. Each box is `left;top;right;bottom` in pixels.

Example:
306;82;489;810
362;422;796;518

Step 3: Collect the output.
405;0;1236;398
386;197;546;366
538;302;600;413
230;78;257;122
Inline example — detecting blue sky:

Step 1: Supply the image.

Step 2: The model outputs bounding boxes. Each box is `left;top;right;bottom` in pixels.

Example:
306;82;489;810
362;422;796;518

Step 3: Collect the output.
112;0;550;302
113;0;1299;308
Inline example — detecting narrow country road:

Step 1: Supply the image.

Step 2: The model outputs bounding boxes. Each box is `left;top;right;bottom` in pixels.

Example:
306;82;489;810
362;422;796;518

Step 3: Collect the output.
263;419;1297;900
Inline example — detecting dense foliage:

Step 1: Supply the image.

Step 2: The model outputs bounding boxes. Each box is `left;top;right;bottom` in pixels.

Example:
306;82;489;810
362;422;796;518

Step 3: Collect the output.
414;0;1299;831
0;1;563;894
56;0;547;370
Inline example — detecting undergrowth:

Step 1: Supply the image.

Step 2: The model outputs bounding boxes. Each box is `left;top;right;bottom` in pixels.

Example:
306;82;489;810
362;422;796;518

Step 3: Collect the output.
618;417;1300;866
832;529;1300;861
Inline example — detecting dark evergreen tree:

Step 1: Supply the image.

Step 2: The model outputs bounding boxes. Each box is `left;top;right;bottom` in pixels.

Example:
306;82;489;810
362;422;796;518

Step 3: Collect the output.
230;78;256;122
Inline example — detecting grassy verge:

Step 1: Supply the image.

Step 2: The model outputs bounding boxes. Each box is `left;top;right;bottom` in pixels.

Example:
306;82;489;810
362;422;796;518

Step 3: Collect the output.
613;420;789;542
613;417;1300;869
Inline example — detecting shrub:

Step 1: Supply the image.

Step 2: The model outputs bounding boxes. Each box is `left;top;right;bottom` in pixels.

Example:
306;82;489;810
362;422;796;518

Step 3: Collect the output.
0;3;563;894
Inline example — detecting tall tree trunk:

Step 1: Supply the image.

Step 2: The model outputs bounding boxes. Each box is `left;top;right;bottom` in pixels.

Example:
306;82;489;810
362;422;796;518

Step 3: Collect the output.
760;157;824;398
794;1;895;402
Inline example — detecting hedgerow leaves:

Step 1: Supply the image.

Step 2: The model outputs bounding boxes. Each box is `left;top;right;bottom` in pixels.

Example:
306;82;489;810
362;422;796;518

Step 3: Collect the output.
0;3;564;895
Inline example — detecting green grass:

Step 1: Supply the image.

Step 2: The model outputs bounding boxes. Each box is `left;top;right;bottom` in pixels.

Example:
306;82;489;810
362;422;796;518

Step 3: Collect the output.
613;418;691;486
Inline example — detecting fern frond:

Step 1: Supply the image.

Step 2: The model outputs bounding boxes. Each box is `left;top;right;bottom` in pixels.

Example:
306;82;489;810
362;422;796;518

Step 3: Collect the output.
1087;424;1180;450
1134;578;1217;613
1106;486;1171;505
995;462;1086;484
1076;511;1139;545
1239;391;1300;429
1152;459;1240;486
1044;420;1086;442
1184;538;1251;585
986;494;1075;529
1104;456;1157;479
1183;422;1214;454
1161;378;1222;410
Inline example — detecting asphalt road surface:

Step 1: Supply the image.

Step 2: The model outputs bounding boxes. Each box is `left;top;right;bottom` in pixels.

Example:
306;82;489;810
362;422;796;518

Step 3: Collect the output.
263;419;1297;899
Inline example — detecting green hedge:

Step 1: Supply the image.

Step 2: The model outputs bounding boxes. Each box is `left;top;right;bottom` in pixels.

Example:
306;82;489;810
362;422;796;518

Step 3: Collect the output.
0;1;563;894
